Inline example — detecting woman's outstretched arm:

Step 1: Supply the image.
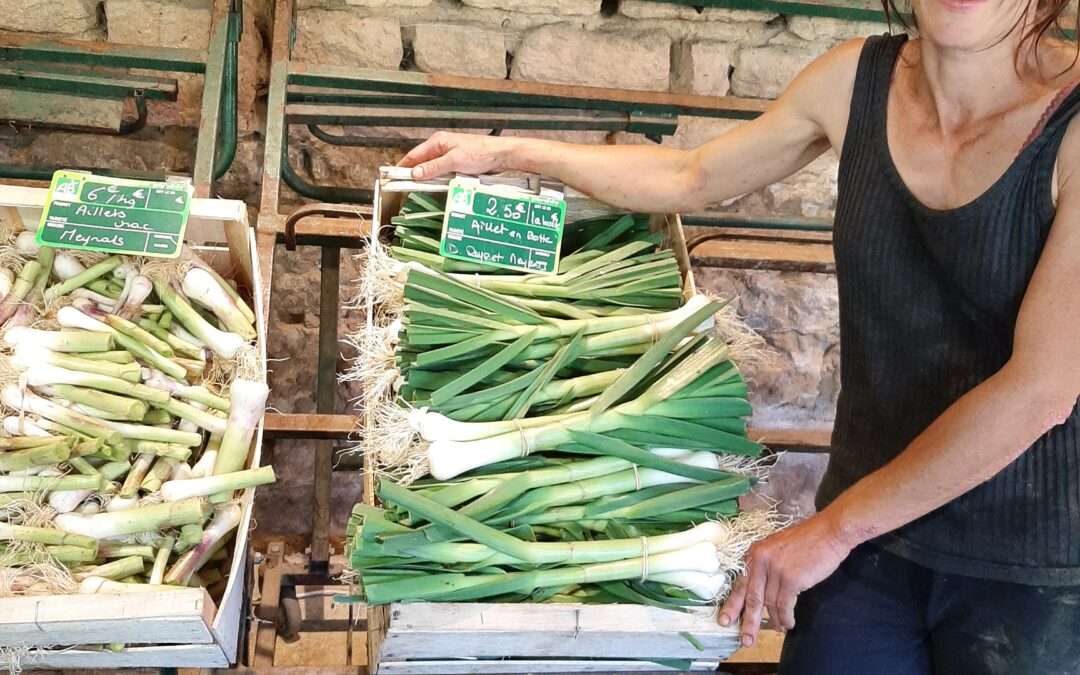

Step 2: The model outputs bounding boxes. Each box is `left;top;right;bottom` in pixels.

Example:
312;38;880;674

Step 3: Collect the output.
398;41;863;214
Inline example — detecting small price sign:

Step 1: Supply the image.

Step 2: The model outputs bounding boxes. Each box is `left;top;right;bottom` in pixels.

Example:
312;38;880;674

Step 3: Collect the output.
440;177;566;275
36;170;192;258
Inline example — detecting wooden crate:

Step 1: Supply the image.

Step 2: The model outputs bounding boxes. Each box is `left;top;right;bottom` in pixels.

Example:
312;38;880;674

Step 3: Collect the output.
0;184;266;669
362;169;739;674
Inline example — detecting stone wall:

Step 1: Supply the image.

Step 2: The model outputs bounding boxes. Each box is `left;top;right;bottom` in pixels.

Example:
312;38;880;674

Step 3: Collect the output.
0;0;889;536
291;0;887;99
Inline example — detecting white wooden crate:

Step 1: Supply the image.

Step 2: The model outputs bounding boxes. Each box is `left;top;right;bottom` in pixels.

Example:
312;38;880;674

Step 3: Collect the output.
0;185;266;669
363;170;738;674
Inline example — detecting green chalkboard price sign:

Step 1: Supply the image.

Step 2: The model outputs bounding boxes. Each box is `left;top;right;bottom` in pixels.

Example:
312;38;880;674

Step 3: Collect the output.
36;170;192;259
440;176;566;275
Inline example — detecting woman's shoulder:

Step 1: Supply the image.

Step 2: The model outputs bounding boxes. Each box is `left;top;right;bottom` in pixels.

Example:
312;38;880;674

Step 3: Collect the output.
775;38;868;137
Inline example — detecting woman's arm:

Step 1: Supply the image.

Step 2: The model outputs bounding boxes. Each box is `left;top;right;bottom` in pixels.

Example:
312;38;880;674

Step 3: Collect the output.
398;41;863;213
719;122;1080;647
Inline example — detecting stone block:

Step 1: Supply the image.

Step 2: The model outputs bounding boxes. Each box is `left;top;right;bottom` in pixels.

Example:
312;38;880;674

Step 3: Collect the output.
766;152;838;218
731;44;822;99
787;16;889;43
511;24;670;92
463;0;600;16
620;0;775;23
413;23;507;78
694;267;839;427
346;0;432;5
293;11;403;69
104;0;212;50
0;0;98;35
671;41;733;97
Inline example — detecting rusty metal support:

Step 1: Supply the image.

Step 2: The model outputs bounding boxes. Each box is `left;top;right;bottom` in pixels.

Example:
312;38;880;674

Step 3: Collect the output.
283;203;368;250
253;540;286;669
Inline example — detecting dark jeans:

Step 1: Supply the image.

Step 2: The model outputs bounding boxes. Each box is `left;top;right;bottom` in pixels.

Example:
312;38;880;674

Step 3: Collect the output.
779;543;1080;675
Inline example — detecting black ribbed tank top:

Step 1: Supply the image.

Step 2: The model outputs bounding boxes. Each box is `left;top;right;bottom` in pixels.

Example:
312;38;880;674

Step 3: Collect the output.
817;33;1080;584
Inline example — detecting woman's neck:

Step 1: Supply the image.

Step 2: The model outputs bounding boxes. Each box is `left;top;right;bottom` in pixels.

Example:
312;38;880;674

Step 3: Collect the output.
911;34;1043;130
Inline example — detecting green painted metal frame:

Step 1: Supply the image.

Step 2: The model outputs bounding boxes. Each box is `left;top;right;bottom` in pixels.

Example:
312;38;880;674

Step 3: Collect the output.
0;35;206;73
275;61;770;205
287;63;767;121
645;0;889;22
682;213;832;232
0;65;178;101
0;0;239;192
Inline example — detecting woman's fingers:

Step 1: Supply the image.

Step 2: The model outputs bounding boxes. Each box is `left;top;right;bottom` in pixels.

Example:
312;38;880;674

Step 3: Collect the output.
739;556;768;647
412;150;462;181
718;571;747;627
764;564;782;631
776;583;798;631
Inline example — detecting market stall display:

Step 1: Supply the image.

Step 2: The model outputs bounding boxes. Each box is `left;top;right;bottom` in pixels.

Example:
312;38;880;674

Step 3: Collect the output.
345;169;780;672
0;187;267;669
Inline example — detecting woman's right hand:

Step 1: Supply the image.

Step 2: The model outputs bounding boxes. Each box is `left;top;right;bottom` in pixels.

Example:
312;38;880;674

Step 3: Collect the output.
399;131;521;180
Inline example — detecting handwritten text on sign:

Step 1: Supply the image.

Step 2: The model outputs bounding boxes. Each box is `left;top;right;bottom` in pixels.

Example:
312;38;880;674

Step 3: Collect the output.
439;178;566;274
36;171;191;258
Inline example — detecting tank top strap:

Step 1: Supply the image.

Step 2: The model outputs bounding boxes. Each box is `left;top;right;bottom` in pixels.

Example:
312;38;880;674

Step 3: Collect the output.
1025;78;1080;153
840;33;908;167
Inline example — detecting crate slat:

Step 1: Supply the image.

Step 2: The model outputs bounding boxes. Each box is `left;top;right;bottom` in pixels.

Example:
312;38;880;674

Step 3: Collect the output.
0;588;216;647
20;643;229;669
378;603;739;662
377;658;721;674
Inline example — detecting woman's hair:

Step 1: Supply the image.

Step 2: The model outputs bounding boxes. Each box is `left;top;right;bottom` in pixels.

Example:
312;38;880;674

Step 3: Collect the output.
881;0;1079;74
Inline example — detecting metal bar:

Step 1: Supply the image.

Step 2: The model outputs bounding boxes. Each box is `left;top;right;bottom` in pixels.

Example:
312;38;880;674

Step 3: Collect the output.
287;90;450;107
681;213;832;232
287;63;769;120
260;61;289;216
0;65;178;100
311;246;341;571
0;34;206;73
214;8;241;180
193;18;230;196
307;125;422;149
286;103;677;135
646;0;889;22
0;163;170;182
283;203;368;250
280;137;375;204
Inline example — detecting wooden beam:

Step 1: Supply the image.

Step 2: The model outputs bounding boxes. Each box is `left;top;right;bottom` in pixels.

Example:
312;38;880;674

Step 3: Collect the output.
724;628;785;664
751;426;831;452
264;413;356;439
690;237;835;273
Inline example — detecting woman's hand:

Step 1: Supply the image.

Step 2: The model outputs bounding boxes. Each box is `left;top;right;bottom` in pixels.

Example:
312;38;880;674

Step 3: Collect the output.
398;131;519;180
719;512;853;646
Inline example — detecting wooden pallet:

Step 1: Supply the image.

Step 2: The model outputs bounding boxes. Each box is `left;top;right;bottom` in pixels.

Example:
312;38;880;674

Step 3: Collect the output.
0;185;267;669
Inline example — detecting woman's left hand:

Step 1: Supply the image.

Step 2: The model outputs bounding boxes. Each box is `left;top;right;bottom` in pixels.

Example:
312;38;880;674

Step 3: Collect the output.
718;513;854;646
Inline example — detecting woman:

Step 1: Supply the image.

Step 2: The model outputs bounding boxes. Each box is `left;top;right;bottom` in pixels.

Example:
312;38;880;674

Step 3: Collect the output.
399;1;1080;671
